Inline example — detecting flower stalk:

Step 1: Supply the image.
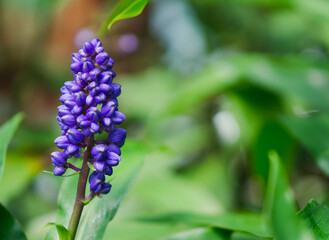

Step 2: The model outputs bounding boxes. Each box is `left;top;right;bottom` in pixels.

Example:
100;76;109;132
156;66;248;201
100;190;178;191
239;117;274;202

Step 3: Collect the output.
67;135;93;239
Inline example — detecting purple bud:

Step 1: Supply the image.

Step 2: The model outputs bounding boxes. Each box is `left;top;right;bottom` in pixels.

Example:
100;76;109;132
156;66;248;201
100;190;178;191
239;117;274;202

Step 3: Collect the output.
83;128;91;137
104;166;113;176
95;47;104;54
72;105;83;115
89;171;105;193
65;144;80;156
99;71;115;84
95;52;109;66
108;128;126;147
81;73;90;81
95;92;107;104
102;118;112;127
101;183;112;194
83;41;95;55
99;83;112;93
111;111;126;125
111;83;121;98
86;107;102;122
106;151;121;166
90;122;100;133
91;145;108;161
87;81;96;91
58;105;71;117
90;87;100;97
101;101;117;117
64;100;76;109
74;91;86;105
59;93;74;104
70;62;82;73
86;95;95;106
77;115;91;129
60;86;70;94
91;38;102;48
51;151;67;166
94;161;106;172
75;74;86;87
107;58;114;69
54;166;66;176
54;135;70;149
65;81;81;93
71;53;82;63
78;49;87;57
67;128;84;144
82;61;94;73
108;143;121;155
89;68;101;80
61;114;76;127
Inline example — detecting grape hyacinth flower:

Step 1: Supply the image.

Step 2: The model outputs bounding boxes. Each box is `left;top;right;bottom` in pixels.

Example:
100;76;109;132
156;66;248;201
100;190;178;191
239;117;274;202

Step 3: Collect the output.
50;39;126;238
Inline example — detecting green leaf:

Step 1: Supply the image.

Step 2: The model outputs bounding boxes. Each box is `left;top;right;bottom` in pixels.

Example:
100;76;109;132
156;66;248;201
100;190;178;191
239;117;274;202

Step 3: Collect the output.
44;223;71;240
0;113;23;180
161;61;239;116
0;153;42;204
99;0;150;35
76;140;146;239
263;151;309;240
45;139;147;240
298;199;329;240
162;228;230;240
143;212;272;238
281;114;329;177
0;203;27;240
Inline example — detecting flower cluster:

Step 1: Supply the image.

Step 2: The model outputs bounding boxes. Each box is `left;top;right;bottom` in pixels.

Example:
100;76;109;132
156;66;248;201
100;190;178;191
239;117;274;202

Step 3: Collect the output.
51;38;126;196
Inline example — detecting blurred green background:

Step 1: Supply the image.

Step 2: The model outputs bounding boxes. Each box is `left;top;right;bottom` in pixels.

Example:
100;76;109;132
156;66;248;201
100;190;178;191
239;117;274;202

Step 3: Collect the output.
1;0;329;239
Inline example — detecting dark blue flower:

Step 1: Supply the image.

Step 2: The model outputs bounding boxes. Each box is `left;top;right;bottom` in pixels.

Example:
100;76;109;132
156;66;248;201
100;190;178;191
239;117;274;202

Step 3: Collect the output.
52;38;126;196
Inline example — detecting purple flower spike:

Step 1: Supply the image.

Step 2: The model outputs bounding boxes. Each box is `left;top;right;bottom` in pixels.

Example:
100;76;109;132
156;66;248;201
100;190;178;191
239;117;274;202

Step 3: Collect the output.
95;52;109;66
83;41;95;55
52;38;126;197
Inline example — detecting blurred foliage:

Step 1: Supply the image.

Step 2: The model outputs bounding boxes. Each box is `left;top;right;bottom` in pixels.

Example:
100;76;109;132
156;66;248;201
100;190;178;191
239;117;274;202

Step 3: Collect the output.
1;0;329;239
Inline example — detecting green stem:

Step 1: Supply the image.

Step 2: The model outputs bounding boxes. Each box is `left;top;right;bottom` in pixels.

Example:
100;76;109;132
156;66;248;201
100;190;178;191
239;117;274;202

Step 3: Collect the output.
68;135;94;239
